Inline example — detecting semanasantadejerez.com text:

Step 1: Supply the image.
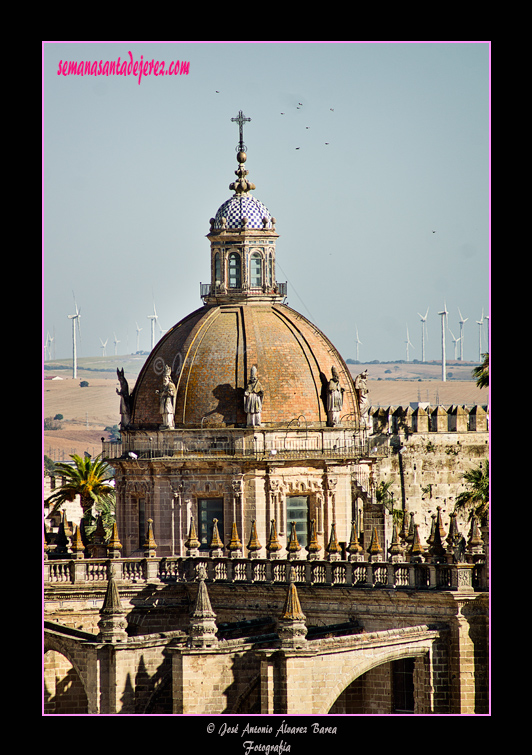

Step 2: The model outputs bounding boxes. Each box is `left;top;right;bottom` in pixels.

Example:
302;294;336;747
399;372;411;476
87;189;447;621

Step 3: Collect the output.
57;52;190;84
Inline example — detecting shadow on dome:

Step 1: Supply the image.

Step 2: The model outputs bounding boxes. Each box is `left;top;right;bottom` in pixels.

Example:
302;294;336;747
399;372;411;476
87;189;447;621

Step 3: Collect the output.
200;383;246;427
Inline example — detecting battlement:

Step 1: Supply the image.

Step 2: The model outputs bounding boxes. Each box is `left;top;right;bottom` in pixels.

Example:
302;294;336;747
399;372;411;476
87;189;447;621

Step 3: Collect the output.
368;404;488;435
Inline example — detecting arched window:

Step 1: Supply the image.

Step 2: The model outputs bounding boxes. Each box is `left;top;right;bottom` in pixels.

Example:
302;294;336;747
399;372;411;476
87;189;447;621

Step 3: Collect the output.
228;252;241;288
214;252;221;284
268;253;273;288
250;252;262;287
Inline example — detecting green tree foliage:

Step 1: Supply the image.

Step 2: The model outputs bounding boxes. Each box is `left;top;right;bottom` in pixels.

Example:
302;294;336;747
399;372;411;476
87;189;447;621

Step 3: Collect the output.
45;453;115;516
473;353;489;389
454;461;489;523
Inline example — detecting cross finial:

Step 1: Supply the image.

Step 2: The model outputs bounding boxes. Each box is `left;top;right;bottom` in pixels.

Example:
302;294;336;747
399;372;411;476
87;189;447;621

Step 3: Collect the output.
231;110;251;152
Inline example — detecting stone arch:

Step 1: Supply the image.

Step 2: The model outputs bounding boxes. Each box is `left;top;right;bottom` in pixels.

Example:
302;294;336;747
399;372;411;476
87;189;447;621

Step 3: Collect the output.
44;643;89;714
323;644;430;714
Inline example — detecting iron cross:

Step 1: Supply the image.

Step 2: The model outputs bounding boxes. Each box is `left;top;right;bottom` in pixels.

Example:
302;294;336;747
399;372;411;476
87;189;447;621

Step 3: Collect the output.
231;110;251;151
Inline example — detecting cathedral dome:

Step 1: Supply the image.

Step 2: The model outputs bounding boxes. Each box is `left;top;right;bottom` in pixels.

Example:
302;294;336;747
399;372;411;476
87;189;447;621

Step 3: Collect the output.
128;111;358;431
213;194;273;230
130;302;358;429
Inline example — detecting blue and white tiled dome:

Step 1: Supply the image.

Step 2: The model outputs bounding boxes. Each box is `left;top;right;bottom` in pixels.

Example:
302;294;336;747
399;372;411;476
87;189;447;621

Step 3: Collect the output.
214;195;273;230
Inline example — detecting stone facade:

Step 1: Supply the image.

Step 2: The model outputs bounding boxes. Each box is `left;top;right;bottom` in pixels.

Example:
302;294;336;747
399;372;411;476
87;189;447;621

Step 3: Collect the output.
44;115;489;716
44;572;488;714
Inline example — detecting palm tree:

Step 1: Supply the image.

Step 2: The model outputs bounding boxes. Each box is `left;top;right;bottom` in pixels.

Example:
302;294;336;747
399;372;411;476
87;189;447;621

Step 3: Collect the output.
473;352;489;389
376;480;404;526
45;453;115;517
454;460;489;523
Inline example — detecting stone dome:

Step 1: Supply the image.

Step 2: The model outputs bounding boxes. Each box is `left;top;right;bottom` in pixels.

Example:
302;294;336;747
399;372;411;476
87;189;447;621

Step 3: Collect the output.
130;302;358;429
213;195;273;230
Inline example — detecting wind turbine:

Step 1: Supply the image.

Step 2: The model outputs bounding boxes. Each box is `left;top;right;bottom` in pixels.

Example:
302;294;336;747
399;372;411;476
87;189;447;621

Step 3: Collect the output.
417;308;429;362
135;322;143;352
405;326;414;363
100;338;108;357
355;327;362;362
476;309;484;362
457;308;468;361
113;333;120;356
438;302;448;381
44;331;54;361
449;329;461;360
68;295;81;379
147;304;159;350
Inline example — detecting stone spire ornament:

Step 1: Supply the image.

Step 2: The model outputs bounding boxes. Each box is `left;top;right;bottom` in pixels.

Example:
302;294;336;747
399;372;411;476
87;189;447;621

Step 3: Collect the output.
405;512;416;547
367;527;383;562
446;511;465;563
467;516;484;562
277;570;307;648
188;565;218;648
227;521;243;558
347;520;364;562
107;521;123;559
185;517;201;556
247;519;262;558
209;518;224;558
143;518;157;558
306;519;321;560
326;522;342;561
50;510;69;557
98;572;128;643
286;521;302;560
427;509;446;563
388;522;405;563
409;524;425;563
71;524;86;560
399;510;410;544
266;519;282;560
90;515;108;559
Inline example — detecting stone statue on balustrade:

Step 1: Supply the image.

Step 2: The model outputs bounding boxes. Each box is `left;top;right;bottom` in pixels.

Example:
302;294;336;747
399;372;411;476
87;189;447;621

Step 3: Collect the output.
156;364;176;429
326;366;345;426
116;368;132;429
355;369;369;426
244;365;264;427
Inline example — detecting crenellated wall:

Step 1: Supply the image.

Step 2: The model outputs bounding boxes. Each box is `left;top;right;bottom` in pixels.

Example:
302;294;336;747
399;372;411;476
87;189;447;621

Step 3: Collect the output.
367;405;489;552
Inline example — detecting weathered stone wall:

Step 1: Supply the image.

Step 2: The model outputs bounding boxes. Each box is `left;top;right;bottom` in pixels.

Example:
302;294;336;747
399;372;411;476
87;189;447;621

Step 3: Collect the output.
374;428;489;547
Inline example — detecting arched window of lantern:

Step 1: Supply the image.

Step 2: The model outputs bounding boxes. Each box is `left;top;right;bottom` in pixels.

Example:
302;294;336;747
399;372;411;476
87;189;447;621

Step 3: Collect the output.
268;252;273;288
228;252;241;289
214;252;221;285
250;251;262;287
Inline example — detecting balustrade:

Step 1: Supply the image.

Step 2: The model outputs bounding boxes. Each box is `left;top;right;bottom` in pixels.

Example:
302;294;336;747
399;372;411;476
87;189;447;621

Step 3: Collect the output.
44;555;483;592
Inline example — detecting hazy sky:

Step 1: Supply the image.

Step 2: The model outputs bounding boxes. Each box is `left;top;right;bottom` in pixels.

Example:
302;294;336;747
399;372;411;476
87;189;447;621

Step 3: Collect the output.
43;42;489;365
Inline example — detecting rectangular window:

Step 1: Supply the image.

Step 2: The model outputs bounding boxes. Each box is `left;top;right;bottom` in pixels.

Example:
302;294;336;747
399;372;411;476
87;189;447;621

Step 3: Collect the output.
138;498;146;548
250;253;262;287
392;658;415;713
198;498;224;550
286;495;309;548
228;253;241;288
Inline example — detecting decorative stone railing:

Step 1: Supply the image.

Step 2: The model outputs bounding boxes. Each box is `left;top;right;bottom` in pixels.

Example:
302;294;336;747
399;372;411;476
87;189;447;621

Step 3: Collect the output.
44;555;486;593
102;430;385;462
